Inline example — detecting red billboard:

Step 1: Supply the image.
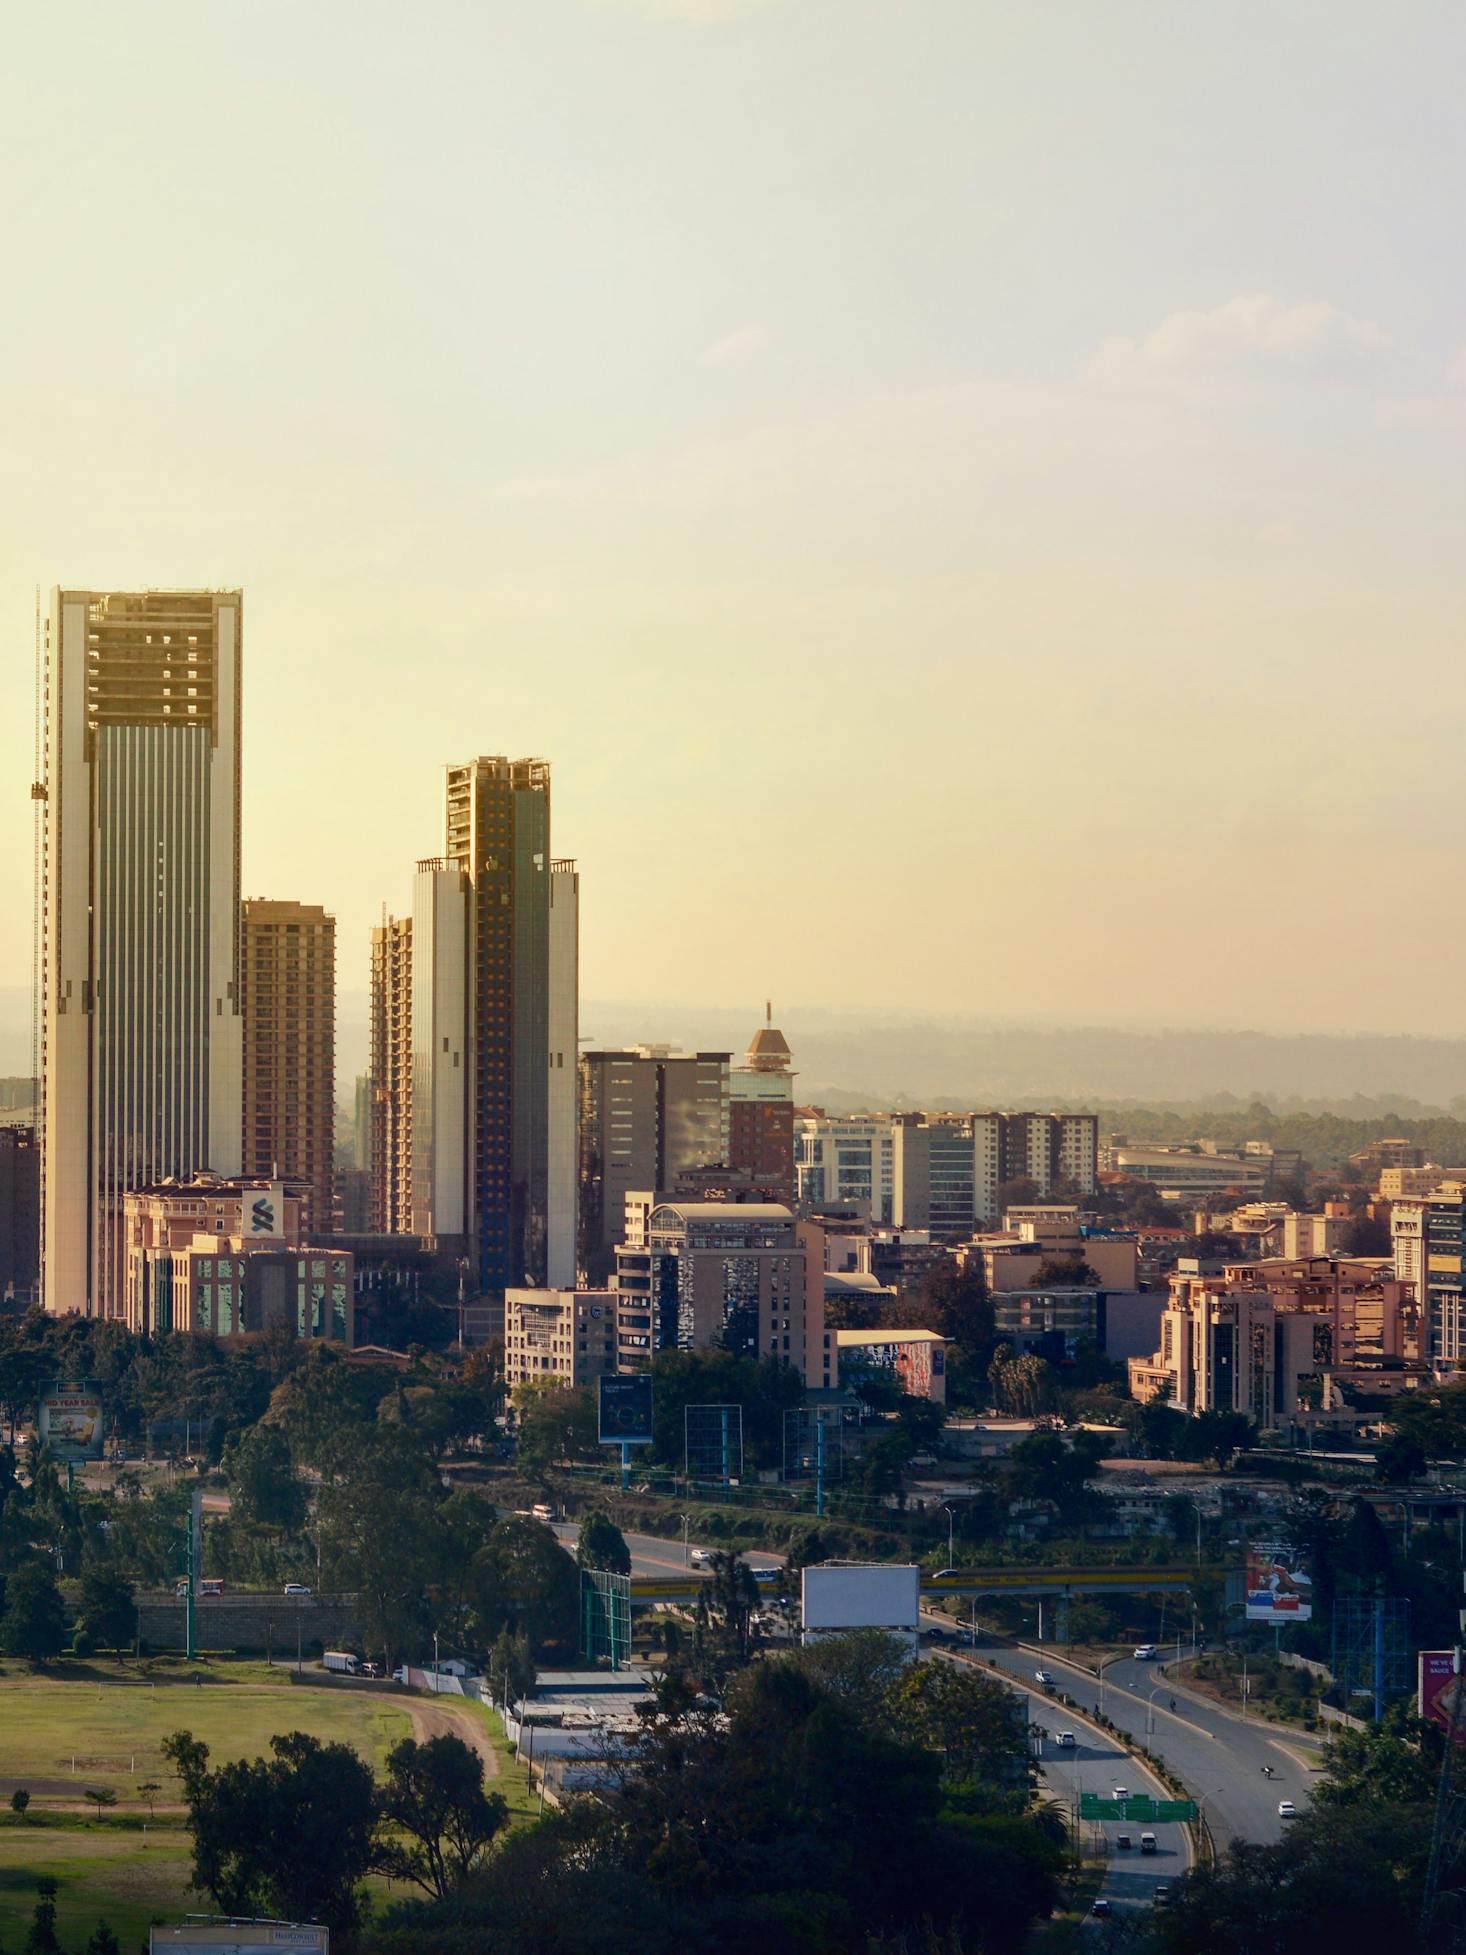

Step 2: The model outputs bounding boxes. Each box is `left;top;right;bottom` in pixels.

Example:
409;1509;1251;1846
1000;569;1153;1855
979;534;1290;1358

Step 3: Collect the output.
1419;1651;1466;1742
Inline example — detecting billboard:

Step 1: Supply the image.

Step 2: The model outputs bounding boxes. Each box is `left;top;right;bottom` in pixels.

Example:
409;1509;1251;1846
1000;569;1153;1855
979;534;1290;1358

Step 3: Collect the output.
38;1382;105;1463
598;1374;653;1446
1419;1651;1466;1742
1245;1545;1312;1623
801;1563;920;1644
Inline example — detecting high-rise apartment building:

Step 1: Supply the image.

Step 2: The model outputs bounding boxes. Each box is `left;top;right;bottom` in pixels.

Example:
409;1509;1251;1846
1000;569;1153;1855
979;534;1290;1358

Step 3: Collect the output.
796;1114;897;1220
578;1048;730;1281
42;588;243;1316
445;757;552;1293
891;1111;1099;1235
409;859;469;1241
369;913;413;1233
729;1007;795;1202
547;860;579;1288
240;900;336;1234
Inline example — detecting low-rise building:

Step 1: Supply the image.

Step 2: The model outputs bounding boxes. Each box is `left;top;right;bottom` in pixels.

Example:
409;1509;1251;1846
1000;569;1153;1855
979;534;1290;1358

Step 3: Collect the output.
504;1289;618;1390
834;1327;947;1401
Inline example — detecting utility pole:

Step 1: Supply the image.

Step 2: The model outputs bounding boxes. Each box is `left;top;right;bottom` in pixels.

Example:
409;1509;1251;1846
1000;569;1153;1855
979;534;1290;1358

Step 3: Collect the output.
815;1416;826;1521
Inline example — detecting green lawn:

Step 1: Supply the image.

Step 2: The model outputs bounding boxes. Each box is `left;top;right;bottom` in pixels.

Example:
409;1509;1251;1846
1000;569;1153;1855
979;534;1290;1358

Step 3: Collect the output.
0;1660;416;1947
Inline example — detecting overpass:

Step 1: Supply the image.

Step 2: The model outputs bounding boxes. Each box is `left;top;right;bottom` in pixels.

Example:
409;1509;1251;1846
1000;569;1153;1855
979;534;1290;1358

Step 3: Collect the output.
630;1564;1199;1630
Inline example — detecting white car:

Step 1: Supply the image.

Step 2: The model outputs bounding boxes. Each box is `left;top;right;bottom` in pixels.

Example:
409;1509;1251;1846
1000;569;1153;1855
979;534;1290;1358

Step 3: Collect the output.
689;1547;712;1567
283;1583;312;1597
1278;1799;1297;1818
1133;1643;1157;1659
1113;1786;1130;1802
1035;1668;1055;1686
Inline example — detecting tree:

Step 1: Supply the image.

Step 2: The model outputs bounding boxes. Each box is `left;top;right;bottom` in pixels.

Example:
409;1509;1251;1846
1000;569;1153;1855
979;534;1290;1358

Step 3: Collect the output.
315;1426;444;1663
1181;1409;1255;1472
138;1780;161;1819
84;1787;118;1817
886;1660;1034;1791
466;1518;579;1654
1375;1429;1428;1483
378;1733;509;1899
222;1425;307;1535
24;1874;61;1955
701;1550;760;1667
10;1787;30;1820
76;1565;138;1660
576;1509;631;1577
1;1561;67;1667
488;1628;536;1707
85;1924;121;1955
164;1728;380;1938
511;1380;597;1474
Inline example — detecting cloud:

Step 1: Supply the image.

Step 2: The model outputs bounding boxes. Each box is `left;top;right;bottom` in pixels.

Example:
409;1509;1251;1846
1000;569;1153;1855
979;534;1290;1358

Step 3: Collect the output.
699;325;770;366
1090;294;1392;386
1446;345;1466;391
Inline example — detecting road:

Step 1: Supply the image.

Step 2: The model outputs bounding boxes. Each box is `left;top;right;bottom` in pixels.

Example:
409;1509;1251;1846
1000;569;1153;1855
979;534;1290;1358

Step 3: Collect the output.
956;1627;1317;1849
551;1520;781;1580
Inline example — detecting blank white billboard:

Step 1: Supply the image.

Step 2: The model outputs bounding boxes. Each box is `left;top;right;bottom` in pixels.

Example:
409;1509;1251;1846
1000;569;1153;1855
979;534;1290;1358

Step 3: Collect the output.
801;1563;919;1635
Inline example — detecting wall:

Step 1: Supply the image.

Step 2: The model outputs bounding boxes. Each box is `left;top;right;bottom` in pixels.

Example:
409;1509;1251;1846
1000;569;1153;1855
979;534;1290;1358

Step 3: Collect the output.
136;1590;360;1652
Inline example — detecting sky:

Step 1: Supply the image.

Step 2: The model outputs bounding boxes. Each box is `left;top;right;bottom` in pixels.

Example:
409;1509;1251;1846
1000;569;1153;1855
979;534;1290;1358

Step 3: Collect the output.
3;0;1466;1040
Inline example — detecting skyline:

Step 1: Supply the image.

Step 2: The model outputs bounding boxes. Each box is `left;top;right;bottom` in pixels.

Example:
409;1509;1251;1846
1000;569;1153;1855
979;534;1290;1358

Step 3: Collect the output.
6;1;1466;1035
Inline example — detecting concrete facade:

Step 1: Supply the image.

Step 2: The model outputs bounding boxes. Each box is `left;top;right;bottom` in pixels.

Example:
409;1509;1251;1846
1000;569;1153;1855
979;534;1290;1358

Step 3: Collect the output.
241;900;336;1235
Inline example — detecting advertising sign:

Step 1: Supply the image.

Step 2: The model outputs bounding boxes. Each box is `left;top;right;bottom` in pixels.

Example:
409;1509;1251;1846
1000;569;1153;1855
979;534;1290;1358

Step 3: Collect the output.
598;1373;653;1446
1419;1651;1466;1742
1245;1545;1313;1623
247;1180;287;1239
37;1382;105;1462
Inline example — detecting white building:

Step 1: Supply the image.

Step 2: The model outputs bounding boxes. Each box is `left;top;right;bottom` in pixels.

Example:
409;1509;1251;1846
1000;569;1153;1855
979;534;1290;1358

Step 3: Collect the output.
796;1114;896;1220
504;1287;617;1389
547;860;579;1288
43;589;243;1317
410;858;469;1239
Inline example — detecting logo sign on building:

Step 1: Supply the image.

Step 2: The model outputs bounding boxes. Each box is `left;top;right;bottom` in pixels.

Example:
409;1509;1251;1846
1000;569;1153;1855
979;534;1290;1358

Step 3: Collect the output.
248;1180;287;1239
1245;1545;1312;1622
598;1374;653;1446
1419;1651;1466;1742
38;1382;105;1463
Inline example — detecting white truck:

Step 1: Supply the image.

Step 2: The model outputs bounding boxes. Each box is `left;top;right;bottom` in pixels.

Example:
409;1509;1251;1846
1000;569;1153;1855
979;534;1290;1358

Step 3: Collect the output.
323;1650;361;1675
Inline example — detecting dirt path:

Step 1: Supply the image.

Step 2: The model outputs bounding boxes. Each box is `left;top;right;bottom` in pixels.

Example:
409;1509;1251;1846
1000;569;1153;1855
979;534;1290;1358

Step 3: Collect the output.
351;1688;501;1779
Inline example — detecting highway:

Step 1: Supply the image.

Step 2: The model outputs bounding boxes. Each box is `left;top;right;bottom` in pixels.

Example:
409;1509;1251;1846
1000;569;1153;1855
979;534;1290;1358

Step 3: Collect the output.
954;1626;1318;1849
551;1519;781;1579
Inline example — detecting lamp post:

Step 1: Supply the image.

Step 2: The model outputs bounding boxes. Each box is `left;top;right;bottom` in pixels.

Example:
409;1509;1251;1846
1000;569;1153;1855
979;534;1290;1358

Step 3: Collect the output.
944;1504;957;1568
1146;1684;1164;1736
680;1514;691;1566
1098;1653;1122;1716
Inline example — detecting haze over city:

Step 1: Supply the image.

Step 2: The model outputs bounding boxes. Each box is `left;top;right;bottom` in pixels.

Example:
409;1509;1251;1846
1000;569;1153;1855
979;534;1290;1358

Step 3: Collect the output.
6;0;1466;1042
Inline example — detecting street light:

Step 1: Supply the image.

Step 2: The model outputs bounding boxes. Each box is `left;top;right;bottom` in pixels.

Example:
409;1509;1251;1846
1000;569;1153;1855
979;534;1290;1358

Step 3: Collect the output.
1146;1684;1165;1736
680;1514;691;1566
944;1504;957;1568
1098;1653;1122;1715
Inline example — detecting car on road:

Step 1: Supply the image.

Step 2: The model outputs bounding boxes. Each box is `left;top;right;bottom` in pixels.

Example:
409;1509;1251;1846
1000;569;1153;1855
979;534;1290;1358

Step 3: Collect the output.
283;1583;312;1597
932;1568;961;1580
1113;1786;1130;1802
1035;1668;1055;1685
1090;1899;1111;1918
689;1547;712;1567
1055;1731;1076;1748
1278;1799;1297;1818
1133;1643;1157;1659
1115;1832;1132;1851
1153;1884;1172;1906
1140;1833;1157;1855
924;1624;949;1642
750;1565;781;1586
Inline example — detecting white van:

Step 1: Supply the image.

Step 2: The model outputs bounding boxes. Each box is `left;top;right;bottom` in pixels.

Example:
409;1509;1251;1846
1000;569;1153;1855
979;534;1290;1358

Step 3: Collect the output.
531;1502;556;1523
323;1650;360;1675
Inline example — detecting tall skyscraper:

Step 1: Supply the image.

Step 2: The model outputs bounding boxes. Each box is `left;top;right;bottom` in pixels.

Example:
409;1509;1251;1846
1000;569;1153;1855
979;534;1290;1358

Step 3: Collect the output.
409;858;469;1241
369;912;413;1234
444;756;552;1292
547;859;579;1288
240;900;336;1234
42;588;243;1317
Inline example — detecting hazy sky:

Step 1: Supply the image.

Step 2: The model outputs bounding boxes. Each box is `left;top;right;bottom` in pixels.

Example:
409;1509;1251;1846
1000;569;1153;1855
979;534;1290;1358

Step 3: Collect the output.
4;0;1466;1038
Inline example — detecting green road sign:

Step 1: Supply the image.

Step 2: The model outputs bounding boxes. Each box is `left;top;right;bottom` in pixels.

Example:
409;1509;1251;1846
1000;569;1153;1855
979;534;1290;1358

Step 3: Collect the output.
1079;1794;1197;1822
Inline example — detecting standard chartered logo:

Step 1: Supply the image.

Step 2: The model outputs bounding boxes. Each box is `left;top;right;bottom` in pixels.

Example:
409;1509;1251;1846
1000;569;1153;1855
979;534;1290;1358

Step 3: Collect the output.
251;1196;276;1233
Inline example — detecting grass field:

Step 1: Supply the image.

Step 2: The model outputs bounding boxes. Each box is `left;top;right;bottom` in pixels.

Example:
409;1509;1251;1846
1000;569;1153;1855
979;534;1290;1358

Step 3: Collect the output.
0;1659;428;1948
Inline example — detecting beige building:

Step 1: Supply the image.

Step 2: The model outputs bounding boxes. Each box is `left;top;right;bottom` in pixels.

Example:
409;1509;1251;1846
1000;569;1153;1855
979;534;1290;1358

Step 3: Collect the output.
241;900;336;1234
121;1172;352;1341
42;589;244;1318
962;1216;1138;1293
504;1288;617;1390
614;1202;832;1387
369;913;413;1233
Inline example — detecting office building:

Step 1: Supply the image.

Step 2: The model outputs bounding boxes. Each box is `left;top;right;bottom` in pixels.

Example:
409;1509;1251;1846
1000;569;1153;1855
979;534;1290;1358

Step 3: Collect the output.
42;588;243;1317
121;1172;352;1341
369;913;413;1234
796;1114;897;1220
409;858;470;1242
613;1202;832;1387
728;1006;795;1202
240;900;336;1234
579;1048;729;1281
503;1287;617;1390
445;756;553;1293
1392;1188;1466;1367
0;1125;40;1302
890;1111;1098;1235
1109;1143;1269;1201
547;860;579;1288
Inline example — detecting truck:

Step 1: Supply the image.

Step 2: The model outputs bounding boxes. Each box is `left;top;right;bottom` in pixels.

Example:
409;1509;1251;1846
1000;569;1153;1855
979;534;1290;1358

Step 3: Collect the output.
323;1650;361;1675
